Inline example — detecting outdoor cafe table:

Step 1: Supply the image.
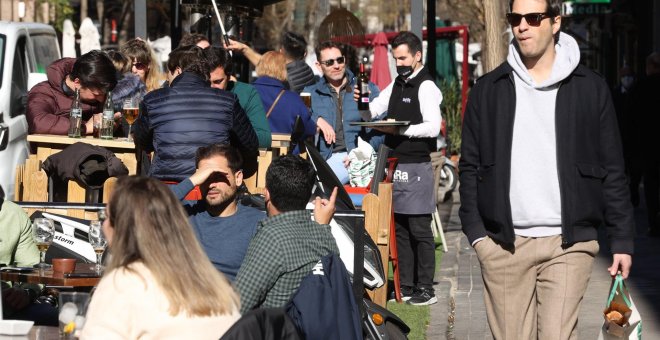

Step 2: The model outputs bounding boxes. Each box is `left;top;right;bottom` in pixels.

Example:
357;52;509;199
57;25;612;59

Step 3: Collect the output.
1;263;101;288
27;134;138;175
0;326;59;339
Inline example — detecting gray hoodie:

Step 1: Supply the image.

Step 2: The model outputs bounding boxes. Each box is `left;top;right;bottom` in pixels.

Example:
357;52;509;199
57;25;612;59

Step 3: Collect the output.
506;32;580;237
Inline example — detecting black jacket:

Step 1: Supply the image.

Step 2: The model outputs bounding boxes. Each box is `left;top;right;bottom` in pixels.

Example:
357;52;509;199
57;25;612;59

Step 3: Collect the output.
42;142;129;189
133;72;258;181
459;63;634;254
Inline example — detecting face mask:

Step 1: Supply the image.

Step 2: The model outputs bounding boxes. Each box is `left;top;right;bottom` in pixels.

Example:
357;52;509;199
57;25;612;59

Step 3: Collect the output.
396;65;414;78
621;76;634;89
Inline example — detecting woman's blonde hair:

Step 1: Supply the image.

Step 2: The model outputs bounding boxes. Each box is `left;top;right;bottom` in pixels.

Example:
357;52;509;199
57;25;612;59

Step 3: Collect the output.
255;51;287;82
120;38;164;92
106;176;239;316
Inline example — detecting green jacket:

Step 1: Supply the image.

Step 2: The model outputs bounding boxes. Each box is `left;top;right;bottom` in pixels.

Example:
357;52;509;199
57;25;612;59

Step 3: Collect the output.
0;200;39;267
229;81;272;148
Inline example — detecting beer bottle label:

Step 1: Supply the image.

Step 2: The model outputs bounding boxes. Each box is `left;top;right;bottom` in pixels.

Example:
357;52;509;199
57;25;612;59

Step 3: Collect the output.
70;108;82;118
103;109;114;119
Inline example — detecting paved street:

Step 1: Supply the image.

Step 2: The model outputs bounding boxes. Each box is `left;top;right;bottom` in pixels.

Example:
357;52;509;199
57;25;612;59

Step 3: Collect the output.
427;191;659;339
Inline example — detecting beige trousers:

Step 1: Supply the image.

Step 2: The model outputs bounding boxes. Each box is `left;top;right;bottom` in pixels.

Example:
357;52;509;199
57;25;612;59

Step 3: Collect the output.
474;235;599;340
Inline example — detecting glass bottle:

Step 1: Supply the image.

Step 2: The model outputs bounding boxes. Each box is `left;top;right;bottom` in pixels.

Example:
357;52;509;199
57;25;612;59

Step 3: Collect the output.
67;88;82;138
357;63;370;111
100;91;114;139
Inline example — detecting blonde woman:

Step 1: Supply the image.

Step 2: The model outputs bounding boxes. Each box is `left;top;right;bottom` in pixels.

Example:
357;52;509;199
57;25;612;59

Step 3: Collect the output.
81;176;240;340
120;38;164;92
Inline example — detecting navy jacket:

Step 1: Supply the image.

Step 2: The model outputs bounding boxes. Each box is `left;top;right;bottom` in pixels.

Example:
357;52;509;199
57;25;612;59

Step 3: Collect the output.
252;76;316;140
285;254;361;340
459;63;635;254
134;72;258;181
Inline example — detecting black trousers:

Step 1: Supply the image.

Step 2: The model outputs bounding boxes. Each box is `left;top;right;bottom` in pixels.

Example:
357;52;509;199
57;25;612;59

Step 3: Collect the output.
394;213;435;289
643;156;660;231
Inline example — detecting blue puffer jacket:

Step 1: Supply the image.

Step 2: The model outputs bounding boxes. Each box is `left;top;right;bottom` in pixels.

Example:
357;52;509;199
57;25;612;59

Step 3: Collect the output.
303;69;384;159
133;72;258;181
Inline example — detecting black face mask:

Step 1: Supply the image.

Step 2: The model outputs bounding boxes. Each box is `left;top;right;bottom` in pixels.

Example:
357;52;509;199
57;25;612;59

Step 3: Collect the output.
396;65;414;78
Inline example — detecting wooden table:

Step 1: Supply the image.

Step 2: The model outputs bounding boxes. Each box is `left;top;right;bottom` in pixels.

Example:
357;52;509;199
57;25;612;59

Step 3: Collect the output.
27;134;138;175
1;263;101;288
270;133;291;155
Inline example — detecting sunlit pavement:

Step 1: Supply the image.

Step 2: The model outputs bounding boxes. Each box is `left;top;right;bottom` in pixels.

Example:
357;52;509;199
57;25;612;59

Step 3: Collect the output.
427;187;659;339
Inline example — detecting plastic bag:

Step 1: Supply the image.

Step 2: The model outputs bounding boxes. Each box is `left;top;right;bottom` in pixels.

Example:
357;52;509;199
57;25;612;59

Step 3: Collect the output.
347;138;376;187
598;274;642;339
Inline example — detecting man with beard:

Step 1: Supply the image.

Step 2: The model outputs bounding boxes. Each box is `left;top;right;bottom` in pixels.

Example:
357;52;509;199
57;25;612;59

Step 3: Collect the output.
170;144;264;281
27;50;117;135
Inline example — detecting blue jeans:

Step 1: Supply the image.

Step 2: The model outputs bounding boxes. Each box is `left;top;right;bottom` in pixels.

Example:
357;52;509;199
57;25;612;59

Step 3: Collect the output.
327;152;349;184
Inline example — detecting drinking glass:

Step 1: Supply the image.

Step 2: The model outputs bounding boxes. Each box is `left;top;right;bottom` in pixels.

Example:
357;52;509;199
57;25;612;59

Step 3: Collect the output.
123;96;140;142
32;218;55;269
59;292;90;339
88;221;107;273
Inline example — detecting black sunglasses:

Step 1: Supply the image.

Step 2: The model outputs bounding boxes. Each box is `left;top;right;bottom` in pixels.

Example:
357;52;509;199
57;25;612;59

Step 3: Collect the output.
320;56;346;67
132;62;148;71
506;12;552;27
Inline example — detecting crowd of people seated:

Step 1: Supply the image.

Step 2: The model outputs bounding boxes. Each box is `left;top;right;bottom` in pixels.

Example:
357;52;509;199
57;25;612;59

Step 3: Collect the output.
14;29;444;337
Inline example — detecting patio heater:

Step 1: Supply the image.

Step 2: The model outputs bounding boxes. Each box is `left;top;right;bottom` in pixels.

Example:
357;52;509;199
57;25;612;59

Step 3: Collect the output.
172;0;284;81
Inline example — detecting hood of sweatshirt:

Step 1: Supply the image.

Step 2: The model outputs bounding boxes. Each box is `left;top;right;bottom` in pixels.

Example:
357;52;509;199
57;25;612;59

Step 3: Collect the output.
507;32;580;89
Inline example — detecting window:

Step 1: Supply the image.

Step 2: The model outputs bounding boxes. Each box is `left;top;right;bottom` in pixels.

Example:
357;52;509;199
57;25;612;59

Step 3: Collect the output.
30;34;59;73
10;36;28;118
0;34;5;89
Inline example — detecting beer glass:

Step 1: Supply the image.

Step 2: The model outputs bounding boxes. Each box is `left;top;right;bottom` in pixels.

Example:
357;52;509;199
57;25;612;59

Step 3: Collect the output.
88;220;107;273
300;92;312;110
123;96;140;142
32;218;55;269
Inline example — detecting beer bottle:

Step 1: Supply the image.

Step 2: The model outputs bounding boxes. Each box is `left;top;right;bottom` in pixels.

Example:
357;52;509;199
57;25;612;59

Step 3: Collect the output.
67;88;82;138
357;62;370;111
100;91;114;139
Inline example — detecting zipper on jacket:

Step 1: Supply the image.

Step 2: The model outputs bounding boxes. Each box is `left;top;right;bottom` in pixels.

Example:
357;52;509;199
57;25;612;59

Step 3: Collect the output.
554;81;569;246
504;72;516;244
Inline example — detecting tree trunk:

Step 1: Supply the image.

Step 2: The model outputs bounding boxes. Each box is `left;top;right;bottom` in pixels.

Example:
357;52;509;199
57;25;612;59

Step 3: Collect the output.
482;0;507;72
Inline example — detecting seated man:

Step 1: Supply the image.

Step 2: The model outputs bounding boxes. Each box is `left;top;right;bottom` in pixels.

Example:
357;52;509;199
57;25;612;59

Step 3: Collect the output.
27;50;117;135
0;198;57;325
170;144;264;281
235;155;339;313
303;41;383;183
133;45;258;181
205;47;272;148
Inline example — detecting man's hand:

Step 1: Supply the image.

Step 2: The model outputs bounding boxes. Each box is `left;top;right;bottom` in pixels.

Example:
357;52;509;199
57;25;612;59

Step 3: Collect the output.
189;167;226;186
314;187;338;225
224;38;248;53
608;253;632;279
2;288;30;311
317;117;336;144
342;156;350;168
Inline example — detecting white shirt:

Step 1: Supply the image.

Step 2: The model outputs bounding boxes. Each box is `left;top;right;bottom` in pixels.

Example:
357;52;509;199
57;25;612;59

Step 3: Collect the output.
363;66;442;138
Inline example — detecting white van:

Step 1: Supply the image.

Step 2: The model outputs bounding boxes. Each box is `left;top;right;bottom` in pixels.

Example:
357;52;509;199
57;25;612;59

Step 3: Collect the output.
0;22;60;199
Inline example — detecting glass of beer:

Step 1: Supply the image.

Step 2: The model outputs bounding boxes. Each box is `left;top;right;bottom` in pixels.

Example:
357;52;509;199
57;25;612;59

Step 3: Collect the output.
300;92;312;110
123;96;140;142
32;217;55;269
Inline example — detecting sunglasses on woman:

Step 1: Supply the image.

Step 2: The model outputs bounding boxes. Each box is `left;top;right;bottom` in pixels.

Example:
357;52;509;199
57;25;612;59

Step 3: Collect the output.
506;12;552;27
320;56;346;67
133;62;148;71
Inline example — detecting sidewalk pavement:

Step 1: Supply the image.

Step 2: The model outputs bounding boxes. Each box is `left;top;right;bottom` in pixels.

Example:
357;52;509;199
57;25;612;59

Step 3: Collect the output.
427;192;659;339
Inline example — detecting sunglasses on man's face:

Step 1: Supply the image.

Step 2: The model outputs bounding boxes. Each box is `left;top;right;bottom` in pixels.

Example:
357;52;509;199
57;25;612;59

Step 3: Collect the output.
320;56;346;67
133;62;148;71
506;12;552;27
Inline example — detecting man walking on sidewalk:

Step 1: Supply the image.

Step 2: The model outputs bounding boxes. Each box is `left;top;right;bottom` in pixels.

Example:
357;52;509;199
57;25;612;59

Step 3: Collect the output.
459;0;634;339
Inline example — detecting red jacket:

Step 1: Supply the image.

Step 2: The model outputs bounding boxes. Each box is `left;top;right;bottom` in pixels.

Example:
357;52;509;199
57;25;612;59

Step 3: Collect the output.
27;58;101;135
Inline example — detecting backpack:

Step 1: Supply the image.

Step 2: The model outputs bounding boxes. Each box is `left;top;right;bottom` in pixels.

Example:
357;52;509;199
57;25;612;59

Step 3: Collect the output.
285;253;362;340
